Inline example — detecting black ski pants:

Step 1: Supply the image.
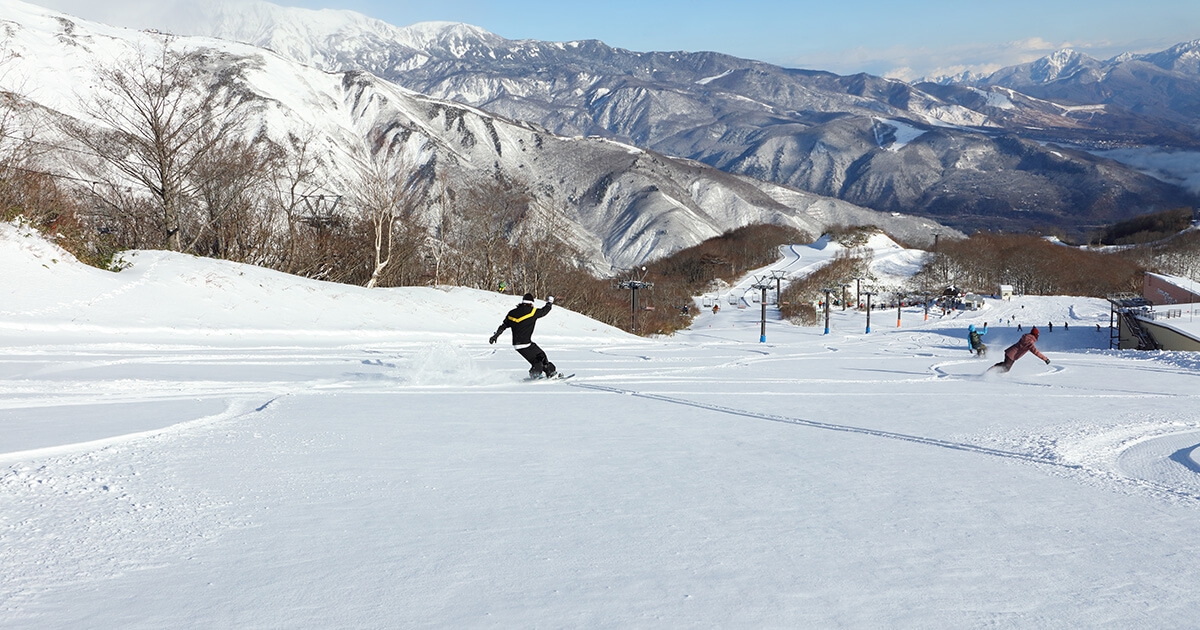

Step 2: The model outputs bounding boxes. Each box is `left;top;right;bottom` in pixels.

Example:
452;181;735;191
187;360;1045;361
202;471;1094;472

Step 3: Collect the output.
516;343;555;377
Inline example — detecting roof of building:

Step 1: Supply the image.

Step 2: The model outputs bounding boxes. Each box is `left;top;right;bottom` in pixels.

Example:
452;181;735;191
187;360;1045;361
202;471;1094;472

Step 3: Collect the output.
1148;272;1200;297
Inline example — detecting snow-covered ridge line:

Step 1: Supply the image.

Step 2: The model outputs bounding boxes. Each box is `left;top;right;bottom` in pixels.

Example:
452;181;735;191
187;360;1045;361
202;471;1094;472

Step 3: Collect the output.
0;0;950;270
130;0;1200;238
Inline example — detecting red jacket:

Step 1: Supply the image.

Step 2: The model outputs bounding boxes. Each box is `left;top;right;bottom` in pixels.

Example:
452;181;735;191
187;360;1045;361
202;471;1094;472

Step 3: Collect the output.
1004;333;1047;363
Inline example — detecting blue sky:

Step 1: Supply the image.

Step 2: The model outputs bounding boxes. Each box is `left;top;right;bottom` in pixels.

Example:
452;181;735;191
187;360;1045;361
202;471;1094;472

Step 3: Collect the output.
34;0;1200;79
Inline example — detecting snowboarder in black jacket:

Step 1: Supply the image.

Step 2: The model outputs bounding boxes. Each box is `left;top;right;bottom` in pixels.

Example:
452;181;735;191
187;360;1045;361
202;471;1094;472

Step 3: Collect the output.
490;293;557;379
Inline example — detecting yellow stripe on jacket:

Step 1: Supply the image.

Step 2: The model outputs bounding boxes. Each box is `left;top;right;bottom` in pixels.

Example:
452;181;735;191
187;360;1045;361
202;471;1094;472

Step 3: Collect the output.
508;307;538;323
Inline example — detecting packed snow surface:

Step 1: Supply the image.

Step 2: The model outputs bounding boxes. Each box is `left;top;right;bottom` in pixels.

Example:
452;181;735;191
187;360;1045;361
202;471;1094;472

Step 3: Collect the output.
4;222;1200;627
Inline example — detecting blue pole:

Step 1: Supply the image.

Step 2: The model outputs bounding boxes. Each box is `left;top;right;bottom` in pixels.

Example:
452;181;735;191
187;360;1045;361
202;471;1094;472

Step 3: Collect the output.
865;294;872;334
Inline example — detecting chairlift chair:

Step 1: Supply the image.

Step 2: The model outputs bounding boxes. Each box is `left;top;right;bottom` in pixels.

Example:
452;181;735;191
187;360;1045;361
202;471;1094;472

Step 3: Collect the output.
642;284;656;310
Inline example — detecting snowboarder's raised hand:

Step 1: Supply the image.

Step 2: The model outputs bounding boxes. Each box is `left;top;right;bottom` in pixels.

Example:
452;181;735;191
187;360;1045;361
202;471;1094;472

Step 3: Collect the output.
489;333;499;344
547;295;555;304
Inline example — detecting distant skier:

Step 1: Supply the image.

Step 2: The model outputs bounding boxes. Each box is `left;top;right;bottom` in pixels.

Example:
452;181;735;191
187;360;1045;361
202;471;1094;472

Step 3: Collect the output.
989;327;1049;373
490;293;557;379
967;323;988;357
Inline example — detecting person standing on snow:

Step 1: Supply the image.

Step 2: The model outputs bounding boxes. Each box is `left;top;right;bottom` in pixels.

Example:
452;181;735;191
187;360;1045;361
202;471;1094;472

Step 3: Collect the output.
490;293;557;379
989;326;1049;373
968;323;988;357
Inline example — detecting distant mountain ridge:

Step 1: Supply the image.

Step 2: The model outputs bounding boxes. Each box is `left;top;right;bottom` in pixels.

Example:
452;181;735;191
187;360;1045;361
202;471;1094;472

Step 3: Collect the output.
0;0;943;272
937;40;1200;129
162;1;1199;238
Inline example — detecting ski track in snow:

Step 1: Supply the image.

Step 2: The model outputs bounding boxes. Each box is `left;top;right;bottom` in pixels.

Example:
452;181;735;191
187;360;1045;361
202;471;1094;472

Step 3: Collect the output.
6;230;1200;625
559;324;1200;510
6;323;1198;510
568;323;1200;507
8;333;1199;502
569;378;1200;506
570;381;1078;466
0;397;273;613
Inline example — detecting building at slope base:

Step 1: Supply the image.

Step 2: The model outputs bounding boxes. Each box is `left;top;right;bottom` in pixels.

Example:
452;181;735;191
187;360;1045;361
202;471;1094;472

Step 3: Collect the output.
1109;274;1200;351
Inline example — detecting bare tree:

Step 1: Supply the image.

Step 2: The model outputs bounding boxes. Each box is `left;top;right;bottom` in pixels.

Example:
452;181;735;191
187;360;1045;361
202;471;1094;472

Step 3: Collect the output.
269;133;324;273
0;43;111;265
508;202;579;298
425;171;457;287
189;132;284;261
458;176;530;290
0;96;42;185
347;150;425;288
60;38;249;252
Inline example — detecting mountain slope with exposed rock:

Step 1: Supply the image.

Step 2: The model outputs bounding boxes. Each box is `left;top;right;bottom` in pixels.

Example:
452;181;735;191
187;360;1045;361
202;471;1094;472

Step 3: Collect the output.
155;0;1199;238
0;0;947;273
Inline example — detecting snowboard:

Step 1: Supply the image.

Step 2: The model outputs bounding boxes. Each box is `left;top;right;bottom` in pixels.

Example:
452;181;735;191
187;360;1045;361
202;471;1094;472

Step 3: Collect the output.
525;372;575;382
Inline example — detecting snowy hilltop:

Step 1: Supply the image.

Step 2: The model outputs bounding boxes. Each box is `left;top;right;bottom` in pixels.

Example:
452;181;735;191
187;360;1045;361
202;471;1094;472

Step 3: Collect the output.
0;221;630;347
5;222;1200;627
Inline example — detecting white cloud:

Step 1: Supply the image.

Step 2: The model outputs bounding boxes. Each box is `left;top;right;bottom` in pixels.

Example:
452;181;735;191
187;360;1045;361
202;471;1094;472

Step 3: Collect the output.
33;0;257;31
1095;148;1200;195
35;0;166;28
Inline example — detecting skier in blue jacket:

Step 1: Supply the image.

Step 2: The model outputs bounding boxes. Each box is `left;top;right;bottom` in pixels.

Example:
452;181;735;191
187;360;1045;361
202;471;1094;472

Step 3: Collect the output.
968;323;988;357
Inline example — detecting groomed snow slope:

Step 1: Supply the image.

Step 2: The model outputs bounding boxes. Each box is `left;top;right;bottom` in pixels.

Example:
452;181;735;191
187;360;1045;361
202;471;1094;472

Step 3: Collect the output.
698;232;930;309
4;223;1200;628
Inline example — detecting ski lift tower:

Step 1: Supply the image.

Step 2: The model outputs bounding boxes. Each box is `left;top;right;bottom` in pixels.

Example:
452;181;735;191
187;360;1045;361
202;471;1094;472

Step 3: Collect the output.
299;194;343;229
750;275;775;342
770;269;788;306
615;267;654;334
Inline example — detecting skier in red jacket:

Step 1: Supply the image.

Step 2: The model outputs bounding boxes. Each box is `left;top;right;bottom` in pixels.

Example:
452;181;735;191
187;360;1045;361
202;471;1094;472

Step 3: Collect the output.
989;327;1049;373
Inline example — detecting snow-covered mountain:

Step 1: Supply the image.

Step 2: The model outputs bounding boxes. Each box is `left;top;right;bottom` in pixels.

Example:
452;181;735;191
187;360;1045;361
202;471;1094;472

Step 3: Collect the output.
978;49;1107;86
0;0;947;271
958;41;1200;129
1139;39;1200;74
154;0;1199;238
